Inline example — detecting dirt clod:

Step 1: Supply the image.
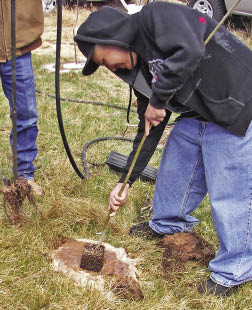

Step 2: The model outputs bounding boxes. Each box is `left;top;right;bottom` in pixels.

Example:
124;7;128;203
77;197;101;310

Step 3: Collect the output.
161;232;215;273
1;176;41;224
80;243;105;272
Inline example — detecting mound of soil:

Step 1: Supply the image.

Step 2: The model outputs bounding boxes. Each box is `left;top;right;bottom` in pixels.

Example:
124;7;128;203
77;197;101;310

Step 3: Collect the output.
161;232;215;272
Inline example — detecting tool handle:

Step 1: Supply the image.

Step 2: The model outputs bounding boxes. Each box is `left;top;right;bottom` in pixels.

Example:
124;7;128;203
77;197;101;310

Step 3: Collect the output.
204;0;241;46
118;130;149;196
97;128;150;246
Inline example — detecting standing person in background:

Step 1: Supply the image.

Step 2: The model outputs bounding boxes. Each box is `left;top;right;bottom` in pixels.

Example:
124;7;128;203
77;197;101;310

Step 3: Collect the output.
0;0;44;195
75;2;252;297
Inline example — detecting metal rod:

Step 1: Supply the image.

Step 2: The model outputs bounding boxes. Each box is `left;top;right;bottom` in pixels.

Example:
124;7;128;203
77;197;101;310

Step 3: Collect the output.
97;128;150;247
204;0;242;45
73;0;79;64
11;0;18;180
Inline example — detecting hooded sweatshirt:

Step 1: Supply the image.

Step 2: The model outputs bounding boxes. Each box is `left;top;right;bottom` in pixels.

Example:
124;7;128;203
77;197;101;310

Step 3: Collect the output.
75;2;252;185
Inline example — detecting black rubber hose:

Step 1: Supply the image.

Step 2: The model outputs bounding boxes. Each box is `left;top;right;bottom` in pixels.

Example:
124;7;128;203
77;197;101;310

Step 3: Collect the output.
55;0;85;179
82;136;134;179
36;89;137;113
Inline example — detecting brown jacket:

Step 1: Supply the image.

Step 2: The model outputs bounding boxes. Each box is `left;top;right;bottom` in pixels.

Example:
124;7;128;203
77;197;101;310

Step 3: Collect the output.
0;0;44;62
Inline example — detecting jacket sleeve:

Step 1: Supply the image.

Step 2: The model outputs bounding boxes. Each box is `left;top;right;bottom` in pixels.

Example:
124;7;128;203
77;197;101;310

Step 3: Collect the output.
119;90;170;185
140;3;210;109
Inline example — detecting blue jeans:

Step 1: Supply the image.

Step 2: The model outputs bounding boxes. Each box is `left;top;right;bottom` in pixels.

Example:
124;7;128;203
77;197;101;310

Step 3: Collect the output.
0;52;38;179
150;118;252;287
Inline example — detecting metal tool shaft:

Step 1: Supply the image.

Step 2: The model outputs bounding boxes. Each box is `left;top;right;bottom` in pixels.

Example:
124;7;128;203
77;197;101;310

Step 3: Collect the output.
97;131;149;247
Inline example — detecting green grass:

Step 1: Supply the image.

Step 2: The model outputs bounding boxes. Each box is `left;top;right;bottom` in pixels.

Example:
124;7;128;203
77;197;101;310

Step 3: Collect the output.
1;7;252;310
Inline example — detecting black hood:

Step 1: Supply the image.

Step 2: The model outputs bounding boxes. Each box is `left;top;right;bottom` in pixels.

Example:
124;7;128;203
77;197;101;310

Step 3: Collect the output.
74;6;137;48
74;6;138;75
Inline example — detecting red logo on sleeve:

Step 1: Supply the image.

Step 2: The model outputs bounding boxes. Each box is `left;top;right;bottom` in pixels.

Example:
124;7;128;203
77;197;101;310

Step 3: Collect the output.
199;16;207;24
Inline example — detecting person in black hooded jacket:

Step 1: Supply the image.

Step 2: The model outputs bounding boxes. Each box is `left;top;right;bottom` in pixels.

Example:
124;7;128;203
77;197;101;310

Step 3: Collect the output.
75;2;252;297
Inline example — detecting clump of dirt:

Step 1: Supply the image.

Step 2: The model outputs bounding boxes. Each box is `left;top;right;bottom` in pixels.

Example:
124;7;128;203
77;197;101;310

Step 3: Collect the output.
80;243;105;272
161;232;215;273
1;176;41;224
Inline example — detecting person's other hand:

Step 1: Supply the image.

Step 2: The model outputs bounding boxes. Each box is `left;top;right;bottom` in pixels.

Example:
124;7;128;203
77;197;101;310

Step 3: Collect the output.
109;183;130;217
145;104;166;135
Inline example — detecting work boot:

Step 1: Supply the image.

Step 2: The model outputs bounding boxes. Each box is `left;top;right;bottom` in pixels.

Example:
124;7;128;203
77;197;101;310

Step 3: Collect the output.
198;278;240;297
129;222;164;239
27;179;44;196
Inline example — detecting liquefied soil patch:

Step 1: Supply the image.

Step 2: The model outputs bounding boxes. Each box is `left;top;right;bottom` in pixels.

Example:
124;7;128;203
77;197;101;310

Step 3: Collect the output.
50;238;144;300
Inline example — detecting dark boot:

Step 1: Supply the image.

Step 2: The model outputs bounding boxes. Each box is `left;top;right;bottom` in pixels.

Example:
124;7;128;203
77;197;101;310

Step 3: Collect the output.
129;222;164;239
198;278;240;297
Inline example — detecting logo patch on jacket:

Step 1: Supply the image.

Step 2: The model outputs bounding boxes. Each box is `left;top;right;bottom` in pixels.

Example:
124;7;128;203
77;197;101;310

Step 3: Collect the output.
199;16;206;24
149;59;165;83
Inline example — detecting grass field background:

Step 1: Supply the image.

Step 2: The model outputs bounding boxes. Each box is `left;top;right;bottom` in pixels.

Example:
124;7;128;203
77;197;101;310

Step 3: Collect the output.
1;3;252;309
